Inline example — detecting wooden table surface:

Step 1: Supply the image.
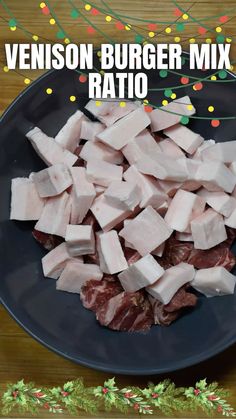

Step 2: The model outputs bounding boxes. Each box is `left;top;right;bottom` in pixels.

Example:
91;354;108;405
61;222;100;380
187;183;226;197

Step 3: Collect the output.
1;1;236;418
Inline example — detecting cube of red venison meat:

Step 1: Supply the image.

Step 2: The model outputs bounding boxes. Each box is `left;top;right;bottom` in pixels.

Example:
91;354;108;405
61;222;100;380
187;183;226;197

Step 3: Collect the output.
80;279;123;311
32;229;63;251
187;241;236;271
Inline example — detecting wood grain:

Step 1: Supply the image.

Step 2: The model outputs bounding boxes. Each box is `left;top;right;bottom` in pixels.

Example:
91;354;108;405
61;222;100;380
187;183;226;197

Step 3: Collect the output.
1;1;236;418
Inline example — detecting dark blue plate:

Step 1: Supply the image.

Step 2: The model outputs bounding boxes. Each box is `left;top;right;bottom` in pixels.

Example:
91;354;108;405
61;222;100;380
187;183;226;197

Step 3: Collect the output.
1;63;236;375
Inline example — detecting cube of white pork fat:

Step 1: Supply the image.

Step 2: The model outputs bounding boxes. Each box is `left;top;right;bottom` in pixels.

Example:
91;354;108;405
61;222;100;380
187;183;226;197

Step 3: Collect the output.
178;159;202;191
42;242;83;279
176;232;193;241
80;140;123;165
85;99;138;127
201;141;236;163
146;262;195;304
151;242;165;257
80;120;105;141
156;199;170;217
119;206;172;256
124;165;167;209
32;163;72;198
57;261;102;293
164;189;205;232
26;127;77;167
118;254;164;292
224;206;236;228
191;208;227;250
197;188;236;217
70;167;96;224
55;110;87;152
135;154;188;182
97;108;151;150
86;159;123;187
150;96;196;132
192;139;215;160
104;180;141;211
10;178;45;221
95;185;106;196
91;194;132;231
123;220;135;249
96;230;128;274
158;138;185;159
158;179;182;197
194;161;236;193
35;192;71;238
122;129;162;165
164;125;204;155
191;267;236;297
65;225;95;256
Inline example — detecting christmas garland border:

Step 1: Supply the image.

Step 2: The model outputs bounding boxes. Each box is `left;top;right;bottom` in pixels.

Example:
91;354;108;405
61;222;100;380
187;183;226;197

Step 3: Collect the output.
1;377;236;416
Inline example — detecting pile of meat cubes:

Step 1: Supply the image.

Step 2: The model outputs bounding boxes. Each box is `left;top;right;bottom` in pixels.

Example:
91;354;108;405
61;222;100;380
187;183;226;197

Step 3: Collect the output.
10;96;236;332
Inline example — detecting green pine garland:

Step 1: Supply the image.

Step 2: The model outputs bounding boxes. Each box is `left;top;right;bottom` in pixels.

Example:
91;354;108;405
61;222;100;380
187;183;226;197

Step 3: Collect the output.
1;377;236;416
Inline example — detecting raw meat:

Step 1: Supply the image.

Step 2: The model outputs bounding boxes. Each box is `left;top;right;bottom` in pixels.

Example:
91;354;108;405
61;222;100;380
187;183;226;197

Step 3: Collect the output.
135;154;188;182
57;261;103;293
80;120;105;141
197;188;236;217
97;230;128;274
194;161;236;193
159;138;185;159
90;194;132;231
42;242;83;279
122;129;162;165
201;141;236;163
164;285;197;312
191;208;227;250
80;140;124;164
80;278;123;311
104;180;141;211
96;291;153;332
188;241;236;271
85;99;138;126
55;110;87;152
32;163;72;198
148;296;180;326
86;159;123;187
70;167;96;224
32;229;63;251
10;177;45;221
192;266;236;297
65;224;95;256
164;125;204;154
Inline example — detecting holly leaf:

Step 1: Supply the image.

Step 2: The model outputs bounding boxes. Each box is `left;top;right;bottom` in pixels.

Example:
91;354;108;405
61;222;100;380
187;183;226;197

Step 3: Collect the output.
196;379;207;391
104;378;117;391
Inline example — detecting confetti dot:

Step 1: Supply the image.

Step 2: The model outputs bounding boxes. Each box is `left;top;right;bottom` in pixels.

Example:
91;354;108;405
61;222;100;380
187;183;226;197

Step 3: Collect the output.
46;88;53;94
216;26;222;33
149;31;155;38
105;15;112;22
148;23;157;31
174;36;181;42
116;21;124;30
24;78;30;85
159;70;168;78
10;26;16;31
216;35;225;43
208;106;214;112
3;66;9;72
125;24;131;31
164;89;172;98
143;99;149;105
219;15;228;23
162;100;168;106
187;104;193;111
57;30;65;39
97;50;101;57
100;70;105;76
9;18;16;27
171;93;177;99
219;70;227;79
64;38;70;44
49;18;55;25
181;76;189;85
181;116;189;125
198;27;207;35
40;2;46;8
206;38;212;44
42;6;50;15
189;38;195;43
70;95;76;102
96;101;101;107
176;23;185;31
211;75;217;80
71;9;79;18
230;65;234;71
182;13;189;20
193;82;203;91
226;37;232;43
165;27;172;34
32;35;39;41
79;74;87;83
87;26;96;34
181;57;186;65
85;4;91;11
143;41;148;46
91;8;99;16
135;34;143;43
174;8;182;17
144;106;153;113
211;119;220;128
120;101;126;108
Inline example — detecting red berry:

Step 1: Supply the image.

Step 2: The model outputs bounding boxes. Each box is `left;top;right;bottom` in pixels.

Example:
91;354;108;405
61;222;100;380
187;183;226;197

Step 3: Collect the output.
124;392;133;398
133;403;140;411
217;405;223;413
102;387;109;394
44;403;50;409
12;390;19;399
152;392;159;398
61;391;69;397
208;395;217;401
194;389;201;396
34;392;44;398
